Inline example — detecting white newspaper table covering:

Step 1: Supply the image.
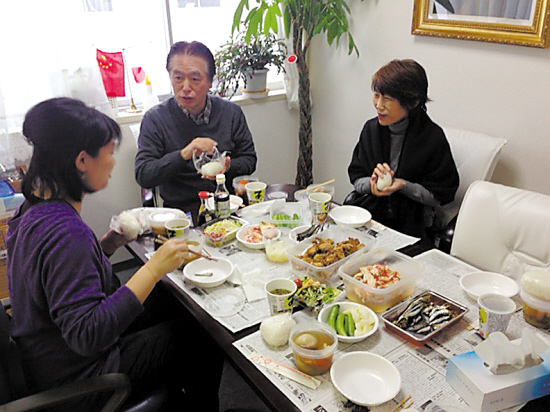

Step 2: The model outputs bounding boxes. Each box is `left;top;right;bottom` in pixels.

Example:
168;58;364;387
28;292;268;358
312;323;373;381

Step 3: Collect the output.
232;249;549;411
161;205;418;334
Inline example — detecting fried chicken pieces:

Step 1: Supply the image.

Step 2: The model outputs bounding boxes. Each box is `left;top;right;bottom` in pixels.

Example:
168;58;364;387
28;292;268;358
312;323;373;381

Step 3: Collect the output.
298;237;364;267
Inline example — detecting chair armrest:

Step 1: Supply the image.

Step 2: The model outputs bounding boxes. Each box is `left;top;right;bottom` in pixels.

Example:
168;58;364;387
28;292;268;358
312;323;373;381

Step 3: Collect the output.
1;373;131;412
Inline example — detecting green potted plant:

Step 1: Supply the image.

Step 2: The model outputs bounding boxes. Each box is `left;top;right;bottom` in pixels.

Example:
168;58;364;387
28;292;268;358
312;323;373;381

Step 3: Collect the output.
232;0;365;186
214;31;287;99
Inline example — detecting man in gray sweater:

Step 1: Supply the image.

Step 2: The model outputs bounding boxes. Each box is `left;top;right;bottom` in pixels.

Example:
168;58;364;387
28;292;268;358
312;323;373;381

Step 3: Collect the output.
135;41;257;220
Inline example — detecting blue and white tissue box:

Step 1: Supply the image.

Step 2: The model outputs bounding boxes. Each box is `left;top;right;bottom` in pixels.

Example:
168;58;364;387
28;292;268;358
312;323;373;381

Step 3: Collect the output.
446;348;550;412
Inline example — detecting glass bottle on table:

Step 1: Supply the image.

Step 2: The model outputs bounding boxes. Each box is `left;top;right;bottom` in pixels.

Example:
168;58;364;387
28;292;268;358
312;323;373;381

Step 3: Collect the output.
197;190;215;226
214;174;230;219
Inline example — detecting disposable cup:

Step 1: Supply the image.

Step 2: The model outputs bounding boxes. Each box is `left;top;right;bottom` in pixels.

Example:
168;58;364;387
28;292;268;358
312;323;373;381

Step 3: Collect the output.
165;218;190;238
265;278;297;316
246;181;267;205
478;293;516;338
308;192;332;225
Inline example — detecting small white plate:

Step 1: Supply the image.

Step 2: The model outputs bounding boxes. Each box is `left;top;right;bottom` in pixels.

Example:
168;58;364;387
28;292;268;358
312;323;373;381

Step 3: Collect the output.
459;271;519;300
183;257;234;288
206;195;243;213
329;205;372;229
204;289;245;317
318;302;379;343
331;352;401;407
236;224;281;250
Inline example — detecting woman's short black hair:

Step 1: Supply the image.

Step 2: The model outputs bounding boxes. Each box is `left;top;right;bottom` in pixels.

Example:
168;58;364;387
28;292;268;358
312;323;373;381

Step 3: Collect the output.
371;59;431;111
166;41;216;82
21;97;121;203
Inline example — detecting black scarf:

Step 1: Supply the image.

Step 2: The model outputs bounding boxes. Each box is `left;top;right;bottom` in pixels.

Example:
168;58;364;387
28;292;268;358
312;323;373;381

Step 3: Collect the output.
347;107;459;237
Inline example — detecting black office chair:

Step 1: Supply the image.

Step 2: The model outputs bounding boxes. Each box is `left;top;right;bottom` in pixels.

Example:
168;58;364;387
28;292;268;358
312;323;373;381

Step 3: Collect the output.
0;300;169;412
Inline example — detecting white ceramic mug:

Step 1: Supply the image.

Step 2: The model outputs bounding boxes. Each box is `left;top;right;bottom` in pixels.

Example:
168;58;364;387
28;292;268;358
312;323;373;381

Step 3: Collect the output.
308;192;332;225
265;278;297;316
478;293;516;338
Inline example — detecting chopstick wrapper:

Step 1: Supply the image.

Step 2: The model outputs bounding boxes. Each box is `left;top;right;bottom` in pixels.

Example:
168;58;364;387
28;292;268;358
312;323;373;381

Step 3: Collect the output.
241;268;266;302
249;353;321;389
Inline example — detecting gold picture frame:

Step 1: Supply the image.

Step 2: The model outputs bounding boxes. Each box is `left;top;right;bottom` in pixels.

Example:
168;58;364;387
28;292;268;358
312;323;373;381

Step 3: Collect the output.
412;0;550;48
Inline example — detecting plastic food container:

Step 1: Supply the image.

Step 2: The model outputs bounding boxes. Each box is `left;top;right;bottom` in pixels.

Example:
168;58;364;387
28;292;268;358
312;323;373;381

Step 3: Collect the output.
269;202;302;228
289;321;338;376
199;216;248;247
338;248;422;313
521;288;550;329
286;226;375;283
232;175;259;196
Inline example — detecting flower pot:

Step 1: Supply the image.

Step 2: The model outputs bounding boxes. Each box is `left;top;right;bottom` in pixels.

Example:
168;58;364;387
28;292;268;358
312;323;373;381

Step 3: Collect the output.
244;69;268;94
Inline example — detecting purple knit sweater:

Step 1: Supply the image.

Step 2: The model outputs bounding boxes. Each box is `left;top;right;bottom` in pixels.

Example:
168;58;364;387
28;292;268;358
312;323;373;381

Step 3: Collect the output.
7;200;143;392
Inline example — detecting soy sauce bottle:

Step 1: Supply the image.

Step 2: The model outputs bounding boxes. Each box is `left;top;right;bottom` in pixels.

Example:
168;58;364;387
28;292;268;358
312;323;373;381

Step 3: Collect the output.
197;191;215;226
214;174;230;219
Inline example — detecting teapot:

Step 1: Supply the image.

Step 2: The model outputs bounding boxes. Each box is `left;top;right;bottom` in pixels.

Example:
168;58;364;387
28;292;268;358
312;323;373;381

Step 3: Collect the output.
192;147;228;177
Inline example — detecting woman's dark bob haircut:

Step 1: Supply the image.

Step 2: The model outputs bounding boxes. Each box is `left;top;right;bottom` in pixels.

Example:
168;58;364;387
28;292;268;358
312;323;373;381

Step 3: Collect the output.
371;59;431;111
21;97;121;203
166;41;216;82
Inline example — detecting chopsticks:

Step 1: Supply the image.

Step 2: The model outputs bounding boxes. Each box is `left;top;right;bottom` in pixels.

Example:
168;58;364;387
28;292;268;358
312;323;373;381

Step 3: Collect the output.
388;395;413;412
156;235;218;261
294;179;336;195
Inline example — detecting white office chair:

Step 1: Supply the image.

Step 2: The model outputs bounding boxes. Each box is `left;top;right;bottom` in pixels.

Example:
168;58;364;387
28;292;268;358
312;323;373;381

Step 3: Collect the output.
433;127;507;251
437;127;507;229
451;181;550;282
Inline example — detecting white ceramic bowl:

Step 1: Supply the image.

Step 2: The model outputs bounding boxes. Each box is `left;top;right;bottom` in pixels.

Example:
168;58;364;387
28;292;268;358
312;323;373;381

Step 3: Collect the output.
459;271;519;300
329;205;372;229
288;225;311;243
183;257;234;288
318;301;379;343
206;195;243;213
330;352;401;407
236;224;281;249
148;208;186;234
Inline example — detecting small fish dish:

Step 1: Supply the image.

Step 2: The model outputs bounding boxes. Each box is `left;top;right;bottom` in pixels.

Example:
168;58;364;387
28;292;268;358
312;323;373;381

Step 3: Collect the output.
381;290;468;344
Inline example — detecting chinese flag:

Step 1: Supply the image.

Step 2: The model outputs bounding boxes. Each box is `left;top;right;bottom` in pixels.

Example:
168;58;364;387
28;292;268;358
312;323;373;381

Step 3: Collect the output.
96;49;125;97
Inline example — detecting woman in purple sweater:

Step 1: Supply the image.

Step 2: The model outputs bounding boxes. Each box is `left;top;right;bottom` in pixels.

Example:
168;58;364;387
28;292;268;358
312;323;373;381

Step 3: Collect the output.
7;97;222;410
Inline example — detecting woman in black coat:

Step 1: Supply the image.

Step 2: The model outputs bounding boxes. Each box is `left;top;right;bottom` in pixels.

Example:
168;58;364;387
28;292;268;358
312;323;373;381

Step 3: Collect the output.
347;59;459;239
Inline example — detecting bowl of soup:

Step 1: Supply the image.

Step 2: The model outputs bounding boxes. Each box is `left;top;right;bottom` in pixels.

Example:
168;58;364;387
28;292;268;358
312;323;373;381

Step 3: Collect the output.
289;321;338;376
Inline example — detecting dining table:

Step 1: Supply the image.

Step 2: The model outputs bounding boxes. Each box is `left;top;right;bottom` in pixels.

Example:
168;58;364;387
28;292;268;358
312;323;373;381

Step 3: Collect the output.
124;199;549;412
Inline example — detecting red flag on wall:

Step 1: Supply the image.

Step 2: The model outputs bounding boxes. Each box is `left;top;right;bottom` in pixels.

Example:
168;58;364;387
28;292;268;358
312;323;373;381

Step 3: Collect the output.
96;49;125;97
132;67;145;83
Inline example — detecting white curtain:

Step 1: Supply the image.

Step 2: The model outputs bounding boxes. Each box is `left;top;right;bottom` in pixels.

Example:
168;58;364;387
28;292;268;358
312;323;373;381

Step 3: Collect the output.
0;0;114;168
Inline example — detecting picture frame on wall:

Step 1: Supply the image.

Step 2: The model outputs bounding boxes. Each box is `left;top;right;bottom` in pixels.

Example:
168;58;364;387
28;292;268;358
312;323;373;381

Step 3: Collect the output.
412;0;550;48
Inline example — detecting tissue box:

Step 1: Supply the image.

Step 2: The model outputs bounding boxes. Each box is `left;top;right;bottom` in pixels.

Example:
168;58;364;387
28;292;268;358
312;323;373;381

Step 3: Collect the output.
446;348;550;412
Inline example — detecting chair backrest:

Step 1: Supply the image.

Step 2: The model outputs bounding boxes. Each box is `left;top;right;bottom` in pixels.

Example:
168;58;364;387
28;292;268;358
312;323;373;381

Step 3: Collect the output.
451;181;550;282
436;127;507;228
0;303;28;404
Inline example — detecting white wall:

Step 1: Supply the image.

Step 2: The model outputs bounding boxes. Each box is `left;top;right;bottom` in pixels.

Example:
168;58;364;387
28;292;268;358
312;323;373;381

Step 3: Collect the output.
310;0;550;203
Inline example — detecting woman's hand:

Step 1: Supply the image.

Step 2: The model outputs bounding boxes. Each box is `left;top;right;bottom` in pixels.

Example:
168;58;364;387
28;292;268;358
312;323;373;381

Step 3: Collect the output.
370;163;405;196
100;230;132;257
146;238;188;281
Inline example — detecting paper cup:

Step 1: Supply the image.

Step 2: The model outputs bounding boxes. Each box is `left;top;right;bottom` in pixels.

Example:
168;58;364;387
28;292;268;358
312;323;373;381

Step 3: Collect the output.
165;218;190;238
245;181;267;205
265;278;297;316
308;192;332;225
478;293;516;338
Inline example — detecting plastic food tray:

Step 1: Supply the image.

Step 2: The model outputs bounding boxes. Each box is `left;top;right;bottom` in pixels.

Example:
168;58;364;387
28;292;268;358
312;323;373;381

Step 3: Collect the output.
338;248;422;313
269;202;302;228
199;216;248;247
286;225;375;283
381;290;469;344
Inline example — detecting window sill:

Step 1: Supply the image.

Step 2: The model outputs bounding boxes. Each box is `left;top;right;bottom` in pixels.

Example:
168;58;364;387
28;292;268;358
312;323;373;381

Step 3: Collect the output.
115;88;287;125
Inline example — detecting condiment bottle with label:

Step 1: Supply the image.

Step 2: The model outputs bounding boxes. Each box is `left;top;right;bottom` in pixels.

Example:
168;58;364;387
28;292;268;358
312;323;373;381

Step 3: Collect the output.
214;174;230;219
197;191;215;226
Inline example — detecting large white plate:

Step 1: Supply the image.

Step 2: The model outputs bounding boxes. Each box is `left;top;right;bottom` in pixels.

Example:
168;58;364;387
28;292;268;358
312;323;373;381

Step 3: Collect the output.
206;195;243;213
127;207;187;232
